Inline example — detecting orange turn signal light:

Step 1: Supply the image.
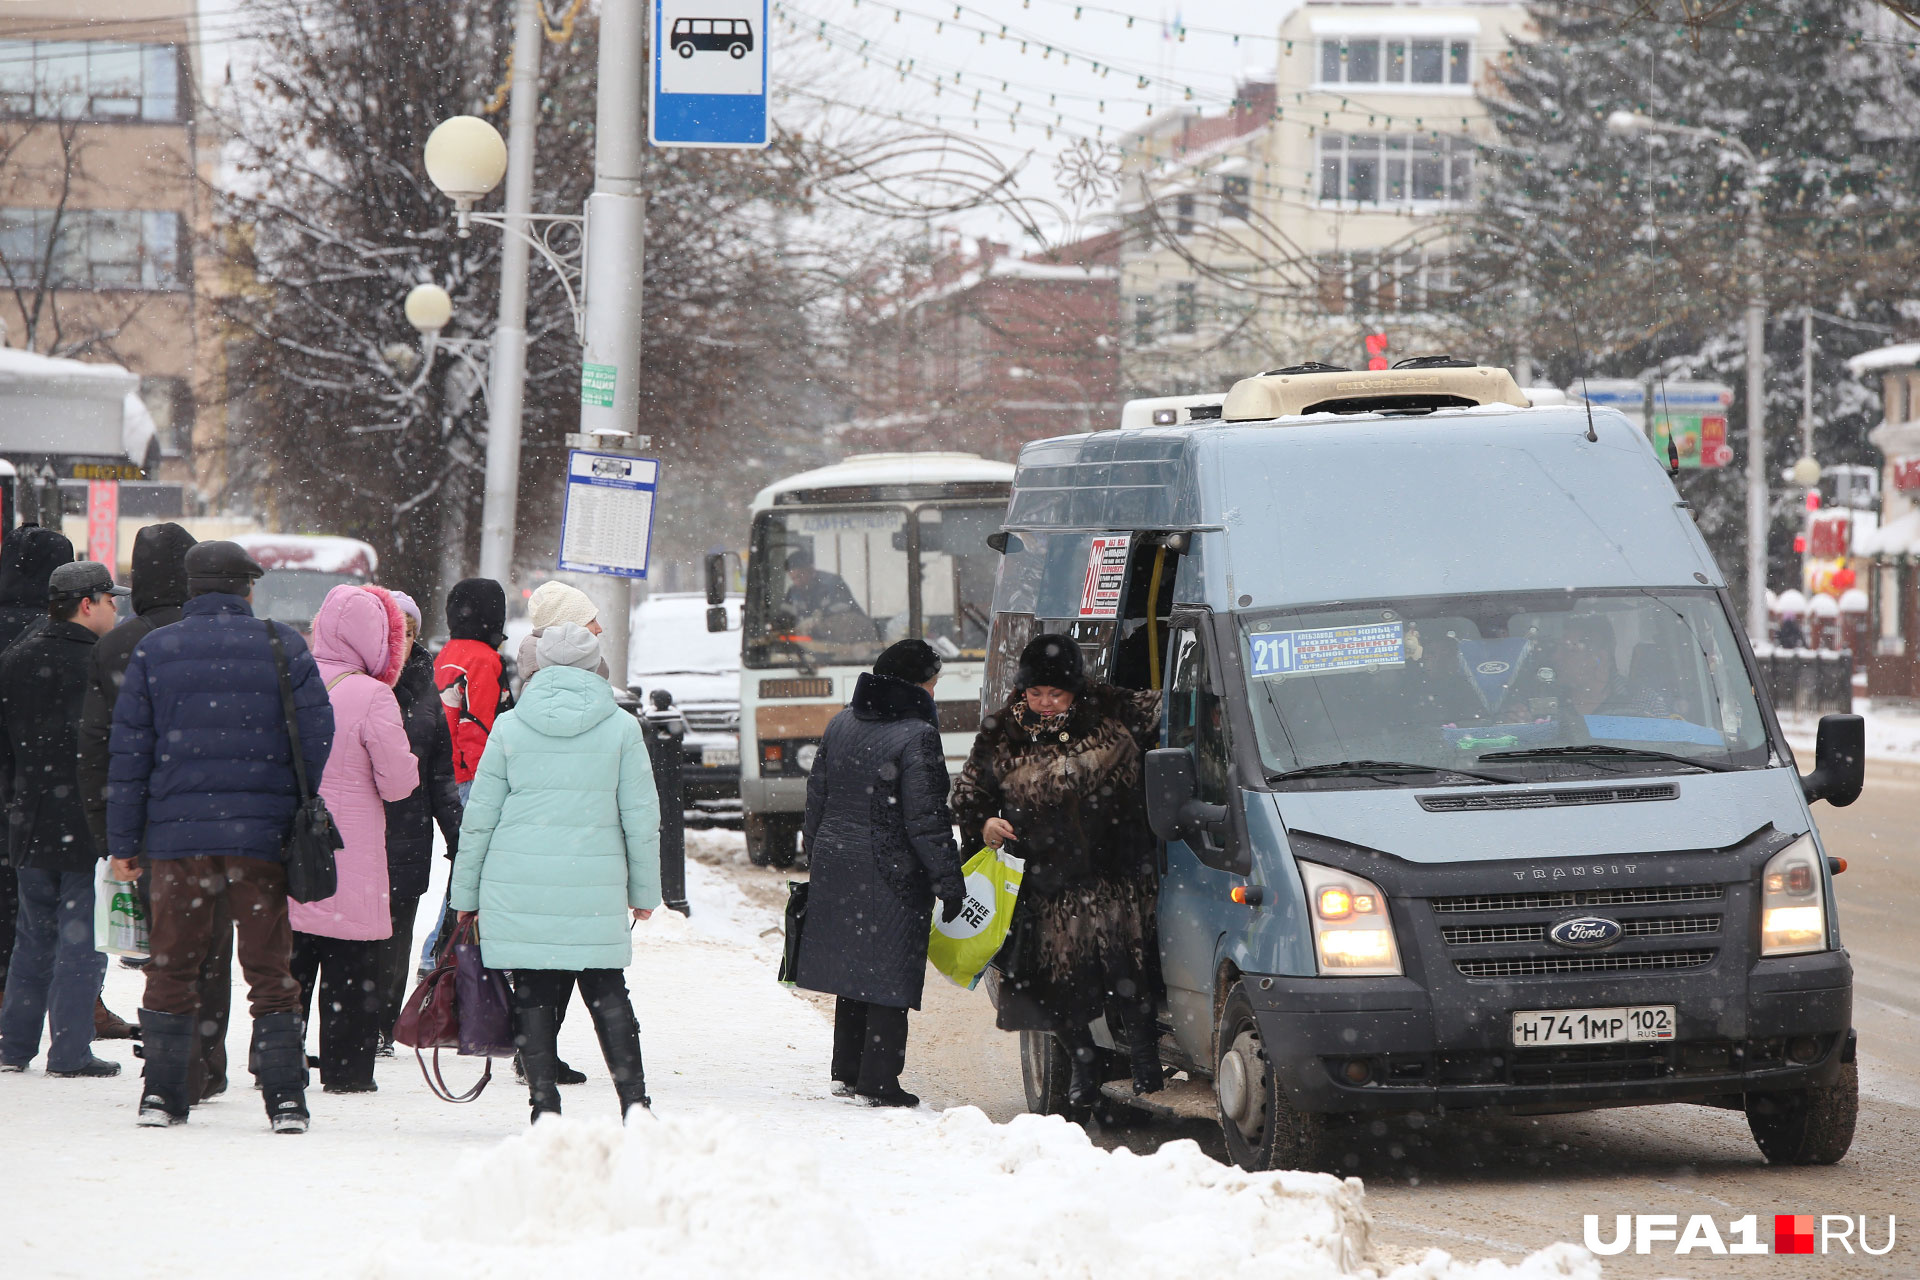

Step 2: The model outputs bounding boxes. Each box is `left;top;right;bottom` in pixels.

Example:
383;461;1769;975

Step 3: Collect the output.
1230;885;1265;906
1829;857;1848;875
1317;886;1353;919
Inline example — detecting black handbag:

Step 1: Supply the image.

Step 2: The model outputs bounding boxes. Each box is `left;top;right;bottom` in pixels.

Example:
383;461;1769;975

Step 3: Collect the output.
266;621;344;904
777;880;809;985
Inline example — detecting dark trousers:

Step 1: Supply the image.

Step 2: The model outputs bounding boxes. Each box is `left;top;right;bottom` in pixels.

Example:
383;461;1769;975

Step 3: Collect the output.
289;932;382;1088
831;997;909;1093
510;968;628;1051
374;892;421;1047
0;869;108;1071
145;857;300;1020
0;864;16;990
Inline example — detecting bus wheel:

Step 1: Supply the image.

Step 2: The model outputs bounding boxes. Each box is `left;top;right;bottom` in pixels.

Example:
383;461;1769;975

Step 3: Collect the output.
1021;1029;1073;1116
745;813;803;868
1746;1061;1858;1165
1216;983;1329;1172
729;42;747;58
675;42;695;58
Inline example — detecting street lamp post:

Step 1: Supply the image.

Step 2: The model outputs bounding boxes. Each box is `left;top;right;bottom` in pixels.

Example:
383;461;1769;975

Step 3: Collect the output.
1608;111;1771;639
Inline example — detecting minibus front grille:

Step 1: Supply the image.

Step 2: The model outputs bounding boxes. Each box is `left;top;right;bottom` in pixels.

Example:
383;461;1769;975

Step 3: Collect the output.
1429;884;1723;914
1418;783;1678;813
1441;915;1721;946
1455;949;1715;979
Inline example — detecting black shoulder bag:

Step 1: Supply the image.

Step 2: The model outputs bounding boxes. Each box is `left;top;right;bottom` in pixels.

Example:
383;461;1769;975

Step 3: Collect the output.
266;621;344;903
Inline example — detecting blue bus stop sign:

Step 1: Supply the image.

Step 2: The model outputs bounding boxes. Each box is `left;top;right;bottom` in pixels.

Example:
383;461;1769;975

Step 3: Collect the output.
651;0;770;149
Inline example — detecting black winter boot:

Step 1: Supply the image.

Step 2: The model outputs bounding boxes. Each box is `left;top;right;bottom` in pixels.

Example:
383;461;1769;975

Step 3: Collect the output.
516;1005;564;1123
136;1009;194;1127
590;997;651;1117
1061;1027;1101;1120
1121;1000;1165;1095
253;1011;310;1134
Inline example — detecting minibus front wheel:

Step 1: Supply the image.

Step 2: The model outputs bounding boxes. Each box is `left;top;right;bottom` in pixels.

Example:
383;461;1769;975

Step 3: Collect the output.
1217;983;1330;1172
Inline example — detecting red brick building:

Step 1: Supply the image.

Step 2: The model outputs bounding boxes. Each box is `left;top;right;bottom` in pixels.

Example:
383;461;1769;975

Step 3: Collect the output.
839;230;1121;459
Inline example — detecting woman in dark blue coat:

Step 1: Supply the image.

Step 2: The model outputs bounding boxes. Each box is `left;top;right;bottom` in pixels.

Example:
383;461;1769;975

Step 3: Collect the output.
794;640;965;1108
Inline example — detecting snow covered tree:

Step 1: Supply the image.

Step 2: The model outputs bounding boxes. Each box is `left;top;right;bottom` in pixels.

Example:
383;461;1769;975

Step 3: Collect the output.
1457;0;1920;599
217;0;827;606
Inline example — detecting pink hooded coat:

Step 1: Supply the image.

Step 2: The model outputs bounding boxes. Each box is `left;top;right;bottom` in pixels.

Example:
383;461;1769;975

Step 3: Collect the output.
289;584;419;941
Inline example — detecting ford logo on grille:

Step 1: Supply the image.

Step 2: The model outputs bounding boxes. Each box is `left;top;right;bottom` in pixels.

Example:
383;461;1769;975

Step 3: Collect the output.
1548;916;1623;949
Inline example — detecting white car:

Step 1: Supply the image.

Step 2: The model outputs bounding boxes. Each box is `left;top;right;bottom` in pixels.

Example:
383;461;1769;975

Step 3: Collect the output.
630;592;743;825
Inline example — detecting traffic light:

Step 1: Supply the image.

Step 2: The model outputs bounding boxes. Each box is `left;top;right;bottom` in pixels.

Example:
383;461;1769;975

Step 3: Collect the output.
1365;333;1389;371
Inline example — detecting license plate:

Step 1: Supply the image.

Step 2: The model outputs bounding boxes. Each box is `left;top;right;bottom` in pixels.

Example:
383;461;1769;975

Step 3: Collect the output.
702;747;739;768
1511;1005;1675;1046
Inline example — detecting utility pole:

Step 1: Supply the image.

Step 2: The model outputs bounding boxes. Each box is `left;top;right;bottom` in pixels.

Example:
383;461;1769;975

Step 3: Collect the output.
1743;188;1767;639
576;0;648;688
476;0;544;586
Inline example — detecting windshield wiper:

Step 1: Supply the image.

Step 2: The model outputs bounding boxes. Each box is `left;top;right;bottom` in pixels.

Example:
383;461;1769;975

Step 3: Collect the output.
1477;744;1734;773
1269;759;1523;786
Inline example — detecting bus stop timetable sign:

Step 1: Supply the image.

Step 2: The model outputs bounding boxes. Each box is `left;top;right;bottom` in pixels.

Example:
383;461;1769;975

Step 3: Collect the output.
559;451;660;579
651;0;770;149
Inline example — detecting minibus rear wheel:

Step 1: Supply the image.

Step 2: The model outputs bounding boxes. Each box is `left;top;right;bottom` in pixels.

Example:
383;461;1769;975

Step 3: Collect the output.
1745;1061;1858;1165
745;813;804;868
1217;983;1329;1172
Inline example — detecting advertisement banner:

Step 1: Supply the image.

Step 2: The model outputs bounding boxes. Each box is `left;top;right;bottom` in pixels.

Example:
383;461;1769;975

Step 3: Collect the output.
86;480;119;573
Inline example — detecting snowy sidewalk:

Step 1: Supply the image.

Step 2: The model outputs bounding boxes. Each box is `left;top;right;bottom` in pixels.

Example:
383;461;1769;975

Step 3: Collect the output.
1782;698;1920;766
0;858;1592;1280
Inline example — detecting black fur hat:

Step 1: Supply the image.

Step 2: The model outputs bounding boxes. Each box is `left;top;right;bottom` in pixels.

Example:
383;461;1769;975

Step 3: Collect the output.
1014;633;1085;694
873;637;942;685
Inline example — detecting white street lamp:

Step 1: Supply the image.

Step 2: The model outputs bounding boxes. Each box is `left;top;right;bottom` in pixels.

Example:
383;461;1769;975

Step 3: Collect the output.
403;283;453;334
1792;455;1823;489
1608;108;1770;640
423;116;508;234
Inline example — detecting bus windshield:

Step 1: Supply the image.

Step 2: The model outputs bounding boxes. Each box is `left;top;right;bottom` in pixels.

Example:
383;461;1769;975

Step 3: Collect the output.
744;504;1001;669
1238;588;1773;785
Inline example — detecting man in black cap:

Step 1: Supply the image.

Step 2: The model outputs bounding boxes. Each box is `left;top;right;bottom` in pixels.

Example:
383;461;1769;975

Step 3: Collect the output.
783;548;861;623
78;525;216;1074
0;561;127;1078
108;539;334;1132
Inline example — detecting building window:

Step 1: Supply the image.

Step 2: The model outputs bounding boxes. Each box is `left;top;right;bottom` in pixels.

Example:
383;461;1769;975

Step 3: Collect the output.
1174;192;1195;237
1315;251;1455;316
1221;174;1251;221
1317;38;1470;87
0;208;184;290
1318;134;1473;206
0;41;181;121
1132;294;1155;346
1172;282;1197;335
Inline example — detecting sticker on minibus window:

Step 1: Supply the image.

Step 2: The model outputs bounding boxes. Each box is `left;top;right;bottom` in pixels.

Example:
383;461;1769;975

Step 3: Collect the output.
1247;622;1405;678
1078;535;1131;618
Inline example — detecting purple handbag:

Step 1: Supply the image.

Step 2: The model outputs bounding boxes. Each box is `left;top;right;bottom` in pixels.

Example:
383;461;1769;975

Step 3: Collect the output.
452;929;517;1059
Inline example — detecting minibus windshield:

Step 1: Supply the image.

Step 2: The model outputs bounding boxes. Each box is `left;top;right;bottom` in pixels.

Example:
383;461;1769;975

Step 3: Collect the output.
1238;589;1772;785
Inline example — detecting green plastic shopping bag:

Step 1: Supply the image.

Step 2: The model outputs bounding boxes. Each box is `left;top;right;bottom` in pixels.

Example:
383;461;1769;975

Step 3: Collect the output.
94;861;149;959
928;846;1024;990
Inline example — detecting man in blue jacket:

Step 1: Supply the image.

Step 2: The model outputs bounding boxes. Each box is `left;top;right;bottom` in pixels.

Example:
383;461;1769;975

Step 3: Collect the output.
107;541;334;1132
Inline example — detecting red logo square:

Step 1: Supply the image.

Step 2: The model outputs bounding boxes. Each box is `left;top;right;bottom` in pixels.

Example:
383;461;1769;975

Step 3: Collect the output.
1775;1215;1817;1254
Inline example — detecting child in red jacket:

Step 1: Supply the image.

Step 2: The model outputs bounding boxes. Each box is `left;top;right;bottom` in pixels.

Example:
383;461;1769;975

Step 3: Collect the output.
435;578;511;790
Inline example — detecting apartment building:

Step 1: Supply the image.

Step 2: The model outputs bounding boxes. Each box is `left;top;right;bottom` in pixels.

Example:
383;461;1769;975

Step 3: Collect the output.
1118;2;1529;396
0;1;214;501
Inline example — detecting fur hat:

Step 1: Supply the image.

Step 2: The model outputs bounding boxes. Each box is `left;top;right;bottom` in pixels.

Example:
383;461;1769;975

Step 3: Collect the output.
528;580;598;630
535;621;604;672
1015;633;1085;694
873;638;942;685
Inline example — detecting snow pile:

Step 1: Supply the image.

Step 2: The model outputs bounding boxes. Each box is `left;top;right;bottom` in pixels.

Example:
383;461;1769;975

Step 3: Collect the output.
363;1105;1596;1280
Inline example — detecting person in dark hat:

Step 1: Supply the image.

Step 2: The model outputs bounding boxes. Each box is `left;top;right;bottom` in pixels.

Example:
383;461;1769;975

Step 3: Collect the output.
0;525;75;999
77;525;213;1070
0;561;126;1078
792;637;965;1108
951;633;1165;1120
108;538;334;1132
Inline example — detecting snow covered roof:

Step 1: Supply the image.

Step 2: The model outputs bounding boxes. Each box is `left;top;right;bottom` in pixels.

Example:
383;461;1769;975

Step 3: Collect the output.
1846;343;1920;376
1858;509;1920;558
752;453;1015;510
0;348;150;464
233;533;379;576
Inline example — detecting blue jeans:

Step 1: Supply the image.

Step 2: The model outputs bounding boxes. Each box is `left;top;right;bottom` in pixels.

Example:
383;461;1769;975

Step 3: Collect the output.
417;780;475;969
0;868;108;1071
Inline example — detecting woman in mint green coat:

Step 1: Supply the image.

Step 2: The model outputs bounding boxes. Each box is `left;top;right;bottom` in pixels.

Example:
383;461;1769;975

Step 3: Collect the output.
450;623;660;1122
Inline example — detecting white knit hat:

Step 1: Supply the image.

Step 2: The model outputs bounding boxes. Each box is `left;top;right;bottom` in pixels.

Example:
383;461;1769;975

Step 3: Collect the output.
535;621;603;672
527;580;598;630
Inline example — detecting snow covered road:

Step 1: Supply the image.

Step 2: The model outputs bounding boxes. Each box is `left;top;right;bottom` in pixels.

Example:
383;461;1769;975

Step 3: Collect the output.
0;855;1592;1280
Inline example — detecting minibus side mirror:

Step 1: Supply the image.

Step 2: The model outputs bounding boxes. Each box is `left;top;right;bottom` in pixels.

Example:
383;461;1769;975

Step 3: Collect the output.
1145;747;1228;842
706;606;728;634
1800;713;1864;808
704;552;727;606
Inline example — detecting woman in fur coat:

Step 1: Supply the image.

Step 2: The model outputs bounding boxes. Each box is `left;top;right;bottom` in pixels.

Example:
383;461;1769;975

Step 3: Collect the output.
951;633;1163;1116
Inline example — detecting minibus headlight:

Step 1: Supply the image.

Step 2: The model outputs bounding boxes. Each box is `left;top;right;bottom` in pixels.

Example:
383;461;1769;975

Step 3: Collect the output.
1760;833;1828;956
1297;860;1401;976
